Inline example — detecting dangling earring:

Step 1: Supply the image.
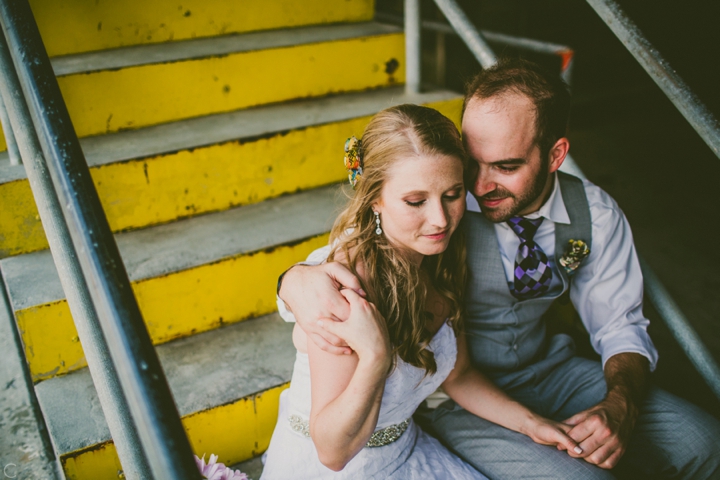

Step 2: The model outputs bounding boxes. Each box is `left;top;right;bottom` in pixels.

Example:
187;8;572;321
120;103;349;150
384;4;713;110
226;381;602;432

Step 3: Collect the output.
374;211;382;235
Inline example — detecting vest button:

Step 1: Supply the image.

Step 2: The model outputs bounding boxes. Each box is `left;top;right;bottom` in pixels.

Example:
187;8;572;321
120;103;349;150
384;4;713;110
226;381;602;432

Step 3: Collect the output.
512;344;518;351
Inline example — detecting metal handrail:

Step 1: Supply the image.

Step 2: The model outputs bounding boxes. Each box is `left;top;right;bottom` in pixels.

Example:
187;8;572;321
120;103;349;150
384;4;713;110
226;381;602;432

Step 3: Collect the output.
562;153;720;402
640;258;720;400
586;0;720;160
0;24;152;479
0;0;200;478
432;0;497;69
404;0;720;400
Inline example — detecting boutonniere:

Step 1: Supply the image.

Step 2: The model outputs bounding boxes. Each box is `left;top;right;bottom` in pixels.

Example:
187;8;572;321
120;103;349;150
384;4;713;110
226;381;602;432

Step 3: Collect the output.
559;239;590;275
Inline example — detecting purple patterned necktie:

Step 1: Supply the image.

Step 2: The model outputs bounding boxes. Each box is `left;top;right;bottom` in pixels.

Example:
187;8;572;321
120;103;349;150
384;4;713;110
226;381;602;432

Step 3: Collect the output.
507;216;553;299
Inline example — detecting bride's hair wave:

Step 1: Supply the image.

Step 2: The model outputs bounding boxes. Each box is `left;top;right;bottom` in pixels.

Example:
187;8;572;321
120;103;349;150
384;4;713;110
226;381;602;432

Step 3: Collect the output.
328;104;469;375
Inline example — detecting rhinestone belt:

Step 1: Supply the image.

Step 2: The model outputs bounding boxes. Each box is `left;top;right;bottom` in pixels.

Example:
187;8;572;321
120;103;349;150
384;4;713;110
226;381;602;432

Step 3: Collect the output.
288;415;410;448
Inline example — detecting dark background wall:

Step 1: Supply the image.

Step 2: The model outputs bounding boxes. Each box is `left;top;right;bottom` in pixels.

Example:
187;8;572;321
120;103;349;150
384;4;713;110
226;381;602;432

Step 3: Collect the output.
377;0;720;417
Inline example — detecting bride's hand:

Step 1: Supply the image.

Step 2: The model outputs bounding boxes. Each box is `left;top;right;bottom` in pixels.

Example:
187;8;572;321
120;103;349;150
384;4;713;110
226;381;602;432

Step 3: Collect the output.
522;414;584;456
317;289;391;366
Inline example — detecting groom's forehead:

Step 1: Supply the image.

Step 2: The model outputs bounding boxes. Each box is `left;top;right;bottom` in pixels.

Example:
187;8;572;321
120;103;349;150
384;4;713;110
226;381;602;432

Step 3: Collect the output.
462;96;537;143
462;94;535;122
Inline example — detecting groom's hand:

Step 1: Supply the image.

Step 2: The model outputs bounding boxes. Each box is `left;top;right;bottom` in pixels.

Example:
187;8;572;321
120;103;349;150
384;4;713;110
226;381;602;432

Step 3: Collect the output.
563;392;637;469
563;352;649;469
279;263;365;355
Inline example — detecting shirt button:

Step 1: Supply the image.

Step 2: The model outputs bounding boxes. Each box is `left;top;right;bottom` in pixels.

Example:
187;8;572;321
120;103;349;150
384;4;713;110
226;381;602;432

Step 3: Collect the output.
512;344;518;351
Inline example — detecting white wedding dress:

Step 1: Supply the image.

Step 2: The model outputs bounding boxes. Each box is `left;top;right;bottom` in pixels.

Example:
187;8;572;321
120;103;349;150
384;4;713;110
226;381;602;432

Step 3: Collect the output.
260;322;487;479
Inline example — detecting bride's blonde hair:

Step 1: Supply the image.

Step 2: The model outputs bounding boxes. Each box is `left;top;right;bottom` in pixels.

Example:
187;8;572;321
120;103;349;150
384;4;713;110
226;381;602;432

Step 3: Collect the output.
328;104;468;375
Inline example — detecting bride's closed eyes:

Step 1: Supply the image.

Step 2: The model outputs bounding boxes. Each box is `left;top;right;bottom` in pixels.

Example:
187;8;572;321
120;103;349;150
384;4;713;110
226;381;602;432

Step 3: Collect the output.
403;186;465;208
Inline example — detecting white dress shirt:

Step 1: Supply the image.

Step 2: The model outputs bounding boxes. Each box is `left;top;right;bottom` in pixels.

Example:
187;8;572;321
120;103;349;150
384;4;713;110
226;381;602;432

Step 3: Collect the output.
278;173;658;370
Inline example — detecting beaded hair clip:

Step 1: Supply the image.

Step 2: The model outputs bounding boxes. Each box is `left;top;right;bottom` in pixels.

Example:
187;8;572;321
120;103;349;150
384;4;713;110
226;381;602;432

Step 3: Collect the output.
344;136;363;188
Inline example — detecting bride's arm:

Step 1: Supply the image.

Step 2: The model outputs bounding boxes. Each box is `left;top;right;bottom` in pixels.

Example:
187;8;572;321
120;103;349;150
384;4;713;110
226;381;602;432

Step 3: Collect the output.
309;289;392;471
441;332;584;455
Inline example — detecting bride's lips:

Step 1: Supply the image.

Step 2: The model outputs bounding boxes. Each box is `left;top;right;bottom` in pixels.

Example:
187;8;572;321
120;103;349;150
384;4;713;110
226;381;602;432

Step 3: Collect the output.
424;230;448;241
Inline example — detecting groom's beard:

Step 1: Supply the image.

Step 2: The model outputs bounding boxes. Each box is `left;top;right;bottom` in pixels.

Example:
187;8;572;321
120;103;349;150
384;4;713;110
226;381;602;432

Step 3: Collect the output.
476;161;550;223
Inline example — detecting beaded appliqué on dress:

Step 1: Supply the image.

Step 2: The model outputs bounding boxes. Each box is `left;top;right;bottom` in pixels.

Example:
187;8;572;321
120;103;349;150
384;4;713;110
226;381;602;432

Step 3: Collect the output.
365;419;409;447
288;414;310;437
288;415;410;448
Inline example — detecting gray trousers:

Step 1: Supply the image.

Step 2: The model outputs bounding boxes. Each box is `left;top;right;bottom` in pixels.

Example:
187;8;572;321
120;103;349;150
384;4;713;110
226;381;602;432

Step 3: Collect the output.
416;355;720;479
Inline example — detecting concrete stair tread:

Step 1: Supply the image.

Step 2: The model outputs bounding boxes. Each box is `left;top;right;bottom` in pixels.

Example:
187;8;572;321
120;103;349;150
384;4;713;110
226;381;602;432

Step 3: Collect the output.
231;456;264;480
34;312;294;456
51;22;401;76
1;185;341;311
0;87;460;184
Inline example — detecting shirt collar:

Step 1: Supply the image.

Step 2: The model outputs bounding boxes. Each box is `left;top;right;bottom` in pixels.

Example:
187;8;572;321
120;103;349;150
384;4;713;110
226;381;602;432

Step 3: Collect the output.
468;172;571;225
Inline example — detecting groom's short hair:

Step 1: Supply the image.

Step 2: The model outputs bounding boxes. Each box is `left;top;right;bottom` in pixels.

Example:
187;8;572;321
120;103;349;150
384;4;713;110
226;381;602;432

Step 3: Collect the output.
464;57;571;159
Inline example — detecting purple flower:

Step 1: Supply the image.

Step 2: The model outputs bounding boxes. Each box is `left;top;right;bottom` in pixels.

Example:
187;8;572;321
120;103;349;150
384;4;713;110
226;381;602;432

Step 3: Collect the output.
220;467;249;480
194;454;249;480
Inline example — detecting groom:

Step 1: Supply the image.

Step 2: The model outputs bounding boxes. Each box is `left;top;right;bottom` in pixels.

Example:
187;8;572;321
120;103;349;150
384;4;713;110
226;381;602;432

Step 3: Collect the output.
277;58;720;478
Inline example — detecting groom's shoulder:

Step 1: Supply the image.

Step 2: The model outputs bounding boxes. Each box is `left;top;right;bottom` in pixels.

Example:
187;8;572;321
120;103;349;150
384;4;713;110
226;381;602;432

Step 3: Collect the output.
576;177;625;223
559;171;623;219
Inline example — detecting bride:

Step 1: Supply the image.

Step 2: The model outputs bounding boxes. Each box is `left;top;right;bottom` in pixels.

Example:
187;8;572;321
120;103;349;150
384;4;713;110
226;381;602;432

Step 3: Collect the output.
261;105;581;479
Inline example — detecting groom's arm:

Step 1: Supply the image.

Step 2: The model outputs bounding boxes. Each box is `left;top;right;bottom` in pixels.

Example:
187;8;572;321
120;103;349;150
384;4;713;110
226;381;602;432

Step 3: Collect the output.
564;183;656;468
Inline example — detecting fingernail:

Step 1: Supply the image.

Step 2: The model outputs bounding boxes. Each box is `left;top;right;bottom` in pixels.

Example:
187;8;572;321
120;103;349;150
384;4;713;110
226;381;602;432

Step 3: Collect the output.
574;446;583;454
358;289;366;296
316;320;324;327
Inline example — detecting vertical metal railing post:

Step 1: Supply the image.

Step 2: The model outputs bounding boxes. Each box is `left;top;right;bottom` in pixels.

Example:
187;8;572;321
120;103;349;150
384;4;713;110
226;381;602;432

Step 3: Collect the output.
0;26;152;480
405;0;421;94
586;0;720;159
0;89;21;164
0;0;200;478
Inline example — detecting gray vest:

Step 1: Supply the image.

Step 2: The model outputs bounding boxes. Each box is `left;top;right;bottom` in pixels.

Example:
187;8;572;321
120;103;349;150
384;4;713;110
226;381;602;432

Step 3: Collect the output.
463;172;592;378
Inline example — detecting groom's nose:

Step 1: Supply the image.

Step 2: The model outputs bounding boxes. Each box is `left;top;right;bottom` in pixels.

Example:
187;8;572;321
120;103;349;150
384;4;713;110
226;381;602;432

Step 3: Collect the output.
473;170;497;197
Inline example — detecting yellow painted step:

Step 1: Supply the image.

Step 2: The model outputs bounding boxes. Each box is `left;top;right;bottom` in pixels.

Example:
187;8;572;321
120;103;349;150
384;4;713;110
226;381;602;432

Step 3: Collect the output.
0;175;46;257
63;24;403;137
16;235;326;381
62;384;288;480
0;22;400;154
34;313;295;479
0;90;462;258
31;0;375;57
3;186;340;381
